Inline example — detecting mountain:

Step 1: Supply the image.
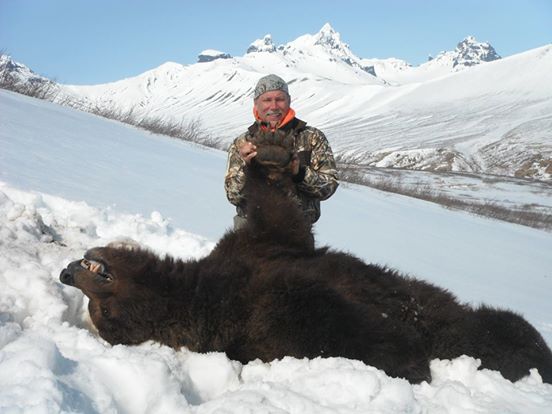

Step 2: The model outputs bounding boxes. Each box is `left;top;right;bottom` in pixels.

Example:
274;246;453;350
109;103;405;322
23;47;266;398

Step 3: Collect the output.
4;24;552;181
362;36;501;83
0;53;59;98
0;54;47;84
197;49;232;63
448;35;501;68
279;23;377;76
247;34;277;53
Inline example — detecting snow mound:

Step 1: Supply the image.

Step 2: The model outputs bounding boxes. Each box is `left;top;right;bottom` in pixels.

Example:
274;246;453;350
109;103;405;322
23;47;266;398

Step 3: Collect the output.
1;183;551;413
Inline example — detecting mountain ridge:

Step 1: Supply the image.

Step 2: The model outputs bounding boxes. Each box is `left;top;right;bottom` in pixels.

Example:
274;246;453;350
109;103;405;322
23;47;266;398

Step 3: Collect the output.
1;24;550;181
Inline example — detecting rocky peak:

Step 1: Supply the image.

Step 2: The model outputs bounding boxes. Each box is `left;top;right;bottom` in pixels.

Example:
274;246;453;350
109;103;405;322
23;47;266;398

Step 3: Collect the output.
0;54;49;84
311;23;376;76
425;36;501;71
453;36;501;68
247;34;277;54
313;23;353;55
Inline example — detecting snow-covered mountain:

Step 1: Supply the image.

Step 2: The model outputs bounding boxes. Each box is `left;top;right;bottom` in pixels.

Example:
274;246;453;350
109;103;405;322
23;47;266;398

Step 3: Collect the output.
362;35;501;83
4;24;552;181
444;35;501;68
197;49;232;63
0;54;47;84
0;54;59;94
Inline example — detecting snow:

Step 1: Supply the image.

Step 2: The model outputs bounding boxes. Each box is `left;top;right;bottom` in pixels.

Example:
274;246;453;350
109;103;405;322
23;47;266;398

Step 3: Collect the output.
1;89;552;412
247;35;277;53
50;26;552;181
199;49;226;57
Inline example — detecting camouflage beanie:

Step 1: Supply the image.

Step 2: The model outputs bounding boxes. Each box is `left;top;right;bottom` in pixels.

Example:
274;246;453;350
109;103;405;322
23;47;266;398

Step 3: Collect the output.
254;74;289;99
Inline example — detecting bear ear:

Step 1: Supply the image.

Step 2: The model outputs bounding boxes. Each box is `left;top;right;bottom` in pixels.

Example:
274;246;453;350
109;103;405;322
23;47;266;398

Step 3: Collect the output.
106;238;142;251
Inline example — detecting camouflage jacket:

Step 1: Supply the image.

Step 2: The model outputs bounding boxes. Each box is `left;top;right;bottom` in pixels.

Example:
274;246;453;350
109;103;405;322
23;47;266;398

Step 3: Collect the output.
224;117;339;223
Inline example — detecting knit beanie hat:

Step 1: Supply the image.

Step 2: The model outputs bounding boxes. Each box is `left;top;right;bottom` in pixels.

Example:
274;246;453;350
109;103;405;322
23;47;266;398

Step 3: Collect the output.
254;74;289;99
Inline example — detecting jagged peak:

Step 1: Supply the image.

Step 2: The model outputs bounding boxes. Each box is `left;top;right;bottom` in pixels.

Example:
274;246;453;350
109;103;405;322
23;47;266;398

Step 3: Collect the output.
317;22;337;37
247;34;277;54
273;24;376;77
453;35;501;68
425;36;501;70
0;54;50;84
313;23;350;52
0;54;27;71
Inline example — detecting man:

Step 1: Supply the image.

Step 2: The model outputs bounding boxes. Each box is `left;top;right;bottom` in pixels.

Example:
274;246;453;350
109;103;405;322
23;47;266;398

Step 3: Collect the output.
225;74;339;229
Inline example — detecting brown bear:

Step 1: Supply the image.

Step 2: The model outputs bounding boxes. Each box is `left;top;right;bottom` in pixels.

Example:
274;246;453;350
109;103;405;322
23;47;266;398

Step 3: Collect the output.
59;132;552;384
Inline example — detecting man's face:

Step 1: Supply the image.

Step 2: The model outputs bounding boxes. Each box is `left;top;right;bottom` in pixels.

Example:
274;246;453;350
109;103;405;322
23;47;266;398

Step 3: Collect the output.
254;90;290;126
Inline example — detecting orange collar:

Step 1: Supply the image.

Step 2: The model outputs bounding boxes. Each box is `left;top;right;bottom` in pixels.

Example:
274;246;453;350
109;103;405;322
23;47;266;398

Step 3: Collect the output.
254;107;296;131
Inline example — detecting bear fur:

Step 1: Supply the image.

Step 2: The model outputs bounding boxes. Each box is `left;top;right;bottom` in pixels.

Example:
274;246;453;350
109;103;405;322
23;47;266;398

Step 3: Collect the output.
60;132;552;384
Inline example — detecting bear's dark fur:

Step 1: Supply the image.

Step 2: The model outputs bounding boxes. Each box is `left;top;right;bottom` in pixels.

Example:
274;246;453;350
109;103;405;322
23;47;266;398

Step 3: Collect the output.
60;133;552;384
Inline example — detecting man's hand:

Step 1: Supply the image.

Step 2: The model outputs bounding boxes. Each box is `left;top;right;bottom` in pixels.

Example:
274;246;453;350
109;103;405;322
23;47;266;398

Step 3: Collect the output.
238;141;257;164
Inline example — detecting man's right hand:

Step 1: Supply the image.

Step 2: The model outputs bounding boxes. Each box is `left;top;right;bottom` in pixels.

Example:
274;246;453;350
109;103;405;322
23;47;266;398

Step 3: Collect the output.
238;141;257;164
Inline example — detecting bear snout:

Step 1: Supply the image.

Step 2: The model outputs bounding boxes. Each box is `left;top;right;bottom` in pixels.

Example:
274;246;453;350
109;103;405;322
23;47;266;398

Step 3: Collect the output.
59;268;74;285
59;260;83;286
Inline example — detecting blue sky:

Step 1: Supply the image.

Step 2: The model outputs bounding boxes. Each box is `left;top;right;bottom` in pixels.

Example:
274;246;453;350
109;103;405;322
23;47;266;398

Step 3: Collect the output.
1;0;550;85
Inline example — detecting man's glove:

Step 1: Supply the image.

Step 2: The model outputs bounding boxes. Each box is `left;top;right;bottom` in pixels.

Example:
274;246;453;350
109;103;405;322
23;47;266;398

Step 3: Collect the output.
292;151;311;182
296;150;311;167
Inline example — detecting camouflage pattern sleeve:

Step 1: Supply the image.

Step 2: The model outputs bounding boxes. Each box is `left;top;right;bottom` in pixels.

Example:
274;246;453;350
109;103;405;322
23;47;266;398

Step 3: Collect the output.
224;135;248;206
297;128;339;201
